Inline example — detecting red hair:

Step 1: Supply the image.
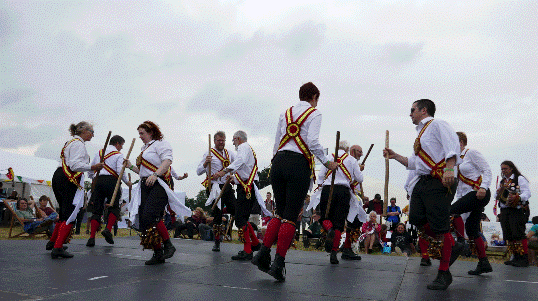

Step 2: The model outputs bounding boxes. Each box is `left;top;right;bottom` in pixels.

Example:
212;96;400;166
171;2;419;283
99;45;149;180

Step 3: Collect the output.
137;121;164;140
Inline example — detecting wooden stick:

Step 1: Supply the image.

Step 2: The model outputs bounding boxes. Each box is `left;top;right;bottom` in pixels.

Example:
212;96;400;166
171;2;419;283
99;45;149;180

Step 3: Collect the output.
128;173;132;202
361;144;374;165
106;138;136;208
325;131;340;219
383;130;389;218
211;177;233;211
91;131;112;192
208;134;212;191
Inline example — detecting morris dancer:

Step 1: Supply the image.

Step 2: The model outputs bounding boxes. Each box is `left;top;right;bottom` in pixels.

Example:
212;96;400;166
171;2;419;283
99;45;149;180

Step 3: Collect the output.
496;160;532;267
450;132;493;274
126;121;191;265
86;135;132;247
252;82;337;281
213;131;270;261
308;140;364;264
341;144;367;261
197;131;236;252
383;99;463;290
48;122;104;258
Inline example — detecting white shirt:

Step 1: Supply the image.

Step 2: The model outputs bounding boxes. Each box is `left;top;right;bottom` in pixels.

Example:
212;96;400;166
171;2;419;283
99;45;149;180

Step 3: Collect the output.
138;140;173;178
407;117;461;175
58;135;92;172
456;148;492;199
496;174;532;208
273;101;328;165
196;148;236;185
317;150;363;188
404;170;416;195
227;142;259;183
89;145;129;184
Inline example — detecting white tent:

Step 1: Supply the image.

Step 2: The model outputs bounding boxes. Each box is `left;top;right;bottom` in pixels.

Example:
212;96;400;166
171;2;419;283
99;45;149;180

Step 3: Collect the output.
0;150;60;207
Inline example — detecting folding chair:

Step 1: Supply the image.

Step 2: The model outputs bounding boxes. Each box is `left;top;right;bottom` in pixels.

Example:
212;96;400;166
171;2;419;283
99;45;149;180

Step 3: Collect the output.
3;199;49;239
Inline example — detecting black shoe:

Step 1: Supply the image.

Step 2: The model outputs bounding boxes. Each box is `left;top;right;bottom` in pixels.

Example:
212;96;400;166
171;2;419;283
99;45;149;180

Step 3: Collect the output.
51;248;74;259
420;258;432;266
325;229;335;253
232;251;253;261
252;245;272;273
449;242;464;266
341;248;361;261
86;238;95;247
468;257;493;275
145;249;165;265
330;251;339;264
251;243;261;252
212;240;221;252
303;237;310;248
512;254;529;267
101;229;114;244
427;270;452;290
268;254;286;282
163;239;176;259
46;241;54;250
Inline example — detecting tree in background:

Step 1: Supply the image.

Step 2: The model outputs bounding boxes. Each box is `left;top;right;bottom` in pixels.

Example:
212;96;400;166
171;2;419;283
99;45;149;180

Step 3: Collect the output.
185;189;209;211
258;166;271;190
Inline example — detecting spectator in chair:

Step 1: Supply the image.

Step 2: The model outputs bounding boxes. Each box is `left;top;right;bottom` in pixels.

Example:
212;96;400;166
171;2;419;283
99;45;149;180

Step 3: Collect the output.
302;212;322;248
175;207;206;239
527;216;538;266
386;198;401;231
391;223;415;256
15;198;56;234
361;211;382;254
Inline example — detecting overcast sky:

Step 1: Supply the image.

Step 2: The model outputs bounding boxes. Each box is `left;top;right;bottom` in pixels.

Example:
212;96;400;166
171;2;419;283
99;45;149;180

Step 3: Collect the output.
1;0;537;218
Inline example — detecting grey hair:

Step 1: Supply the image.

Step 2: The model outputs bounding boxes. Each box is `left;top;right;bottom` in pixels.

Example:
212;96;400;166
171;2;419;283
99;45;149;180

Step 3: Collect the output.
69;121;93;136
339;140;349;151
214;131;226;139
233;130;247;142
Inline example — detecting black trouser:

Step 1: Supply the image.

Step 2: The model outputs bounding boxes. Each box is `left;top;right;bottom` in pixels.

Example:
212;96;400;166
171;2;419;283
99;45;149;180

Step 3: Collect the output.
319;185;351;232
270;151;311;221
450;189;491;238
210;183;236;227
499;207;527;241
51;167;78;222
347;216;363;231
235;181;259;229
176;222;198;238
75;208;85;233
409;175;457;234
138;178;168;231
305;231;322;239
88;175;122;222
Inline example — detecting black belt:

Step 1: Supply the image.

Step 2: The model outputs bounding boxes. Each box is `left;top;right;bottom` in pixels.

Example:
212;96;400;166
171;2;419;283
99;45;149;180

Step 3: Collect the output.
277;150;304;157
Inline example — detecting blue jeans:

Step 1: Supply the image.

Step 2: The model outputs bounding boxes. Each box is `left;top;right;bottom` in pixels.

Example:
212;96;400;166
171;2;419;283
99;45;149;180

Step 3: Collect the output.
23;212;57;233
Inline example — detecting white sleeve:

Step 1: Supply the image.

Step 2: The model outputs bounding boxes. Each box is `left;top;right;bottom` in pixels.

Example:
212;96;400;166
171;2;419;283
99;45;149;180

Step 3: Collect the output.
68;141;92;172
116;153;129;184
469;149;492;190
351;159;363;183
156;140;173;162
273;114;285;156
407;153;417;170
306;114;328;165
317;159;328;185
518;176;531;203
88;152;100;179
436;121;461;164
227;144;247;172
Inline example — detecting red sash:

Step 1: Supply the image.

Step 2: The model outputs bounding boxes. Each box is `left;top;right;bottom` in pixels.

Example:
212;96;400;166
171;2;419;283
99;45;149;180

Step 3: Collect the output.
98;149;121;178
324;153;353;183
414;120;446;181
277;106;317;180
458;149;482;190
234;146;258;199
60;138;84;188
201;148;231;188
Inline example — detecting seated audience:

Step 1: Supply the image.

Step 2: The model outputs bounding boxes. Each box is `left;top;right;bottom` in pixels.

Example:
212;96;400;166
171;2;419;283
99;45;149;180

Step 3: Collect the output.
302;212;322;248
175;207;206;239
361;211;382;254
527;216;538;266
15;198;56;234
391;223;415;256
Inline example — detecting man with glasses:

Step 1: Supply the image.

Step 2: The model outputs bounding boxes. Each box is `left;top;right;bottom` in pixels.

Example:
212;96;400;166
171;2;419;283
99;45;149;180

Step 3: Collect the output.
214;131;271;260
197;131;236;252
383;99;462;290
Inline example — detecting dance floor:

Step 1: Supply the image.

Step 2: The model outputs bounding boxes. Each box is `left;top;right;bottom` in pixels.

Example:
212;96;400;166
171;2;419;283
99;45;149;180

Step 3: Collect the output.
0;237;536;300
